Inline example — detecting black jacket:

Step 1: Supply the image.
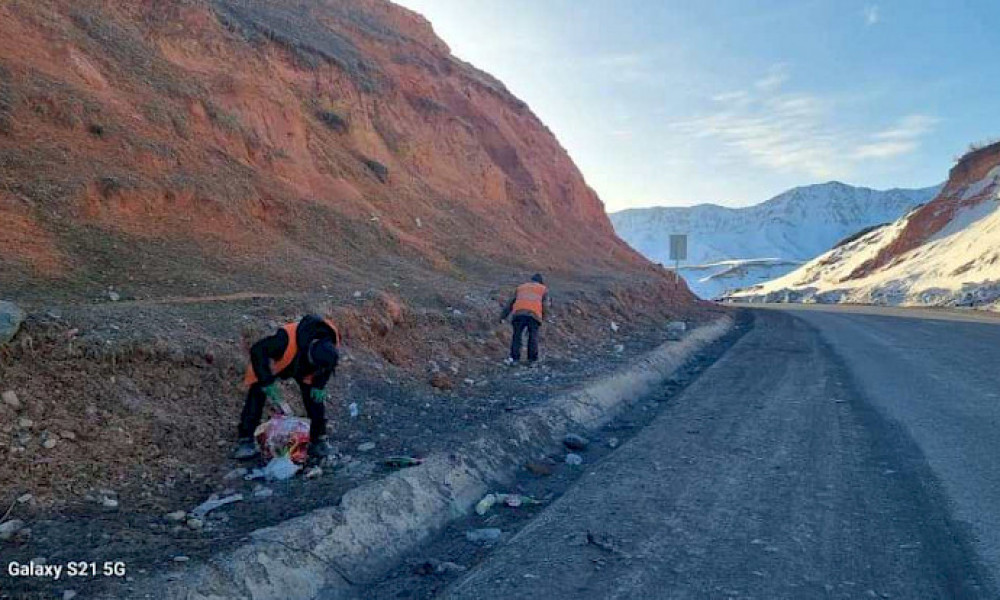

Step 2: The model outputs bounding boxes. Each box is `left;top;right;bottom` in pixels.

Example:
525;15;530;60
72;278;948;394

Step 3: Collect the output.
249;315;339;388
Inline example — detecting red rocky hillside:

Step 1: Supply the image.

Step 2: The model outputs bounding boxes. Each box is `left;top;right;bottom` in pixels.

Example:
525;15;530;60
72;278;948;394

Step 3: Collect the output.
0;0;679;302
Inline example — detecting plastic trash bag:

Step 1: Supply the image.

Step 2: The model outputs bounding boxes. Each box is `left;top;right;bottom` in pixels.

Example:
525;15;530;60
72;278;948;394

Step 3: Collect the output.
254;415;311;464
263;455;301;481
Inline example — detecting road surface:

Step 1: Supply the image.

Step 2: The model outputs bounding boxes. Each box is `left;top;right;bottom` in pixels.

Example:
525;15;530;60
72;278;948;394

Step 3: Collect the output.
442;306;1000;599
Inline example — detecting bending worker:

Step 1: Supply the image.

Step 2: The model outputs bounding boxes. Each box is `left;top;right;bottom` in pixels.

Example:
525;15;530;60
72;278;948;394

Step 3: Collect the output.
233;314;340;460
499;273;551;365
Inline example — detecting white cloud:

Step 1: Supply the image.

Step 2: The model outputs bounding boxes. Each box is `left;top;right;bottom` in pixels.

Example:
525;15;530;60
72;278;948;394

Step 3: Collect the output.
863;5;880;26
754;63;790;92
674;69;935;179
854;114;939;158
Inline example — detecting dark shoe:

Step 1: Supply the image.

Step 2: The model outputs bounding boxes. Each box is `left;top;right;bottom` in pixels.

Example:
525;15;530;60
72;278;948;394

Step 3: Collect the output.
308;437;335;459
232;438;259;460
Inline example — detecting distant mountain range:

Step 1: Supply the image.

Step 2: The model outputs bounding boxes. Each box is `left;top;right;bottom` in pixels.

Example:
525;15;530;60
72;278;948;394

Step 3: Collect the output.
610;181;941;298
727;142;1000;309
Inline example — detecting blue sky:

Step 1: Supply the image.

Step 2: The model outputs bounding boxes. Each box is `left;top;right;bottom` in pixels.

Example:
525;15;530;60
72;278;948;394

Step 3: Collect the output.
394;0;999;211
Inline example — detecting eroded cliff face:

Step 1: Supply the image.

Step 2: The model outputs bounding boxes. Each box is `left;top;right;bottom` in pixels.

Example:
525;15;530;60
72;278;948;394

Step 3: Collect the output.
848;142;1000;280
0;0;659;300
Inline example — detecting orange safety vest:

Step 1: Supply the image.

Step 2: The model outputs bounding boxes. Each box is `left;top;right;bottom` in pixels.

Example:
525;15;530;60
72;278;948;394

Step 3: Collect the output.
243;319;340;388
512;282;547;320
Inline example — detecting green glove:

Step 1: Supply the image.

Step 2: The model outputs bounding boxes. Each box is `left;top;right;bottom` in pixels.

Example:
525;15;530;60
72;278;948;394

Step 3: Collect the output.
310;388;328;403
262;383;283;407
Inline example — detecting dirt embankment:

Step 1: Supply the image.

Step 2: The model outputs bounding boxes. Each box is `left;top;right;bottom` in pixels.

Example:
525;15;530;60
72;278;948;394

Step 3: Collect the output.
0;0;660;302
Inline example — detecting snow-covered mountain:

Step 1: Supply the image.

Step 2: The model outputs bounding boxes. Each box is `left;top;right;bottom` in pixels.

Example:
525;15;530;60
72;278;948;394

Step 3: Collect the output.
610;182;940;298
727;142;1000;309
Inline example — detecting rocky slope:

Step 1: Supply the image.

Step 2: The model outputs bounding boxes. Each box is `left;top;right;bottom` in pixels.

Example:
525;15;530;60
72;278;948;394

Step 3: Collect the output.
727;142;1000;308
610;182;938;298
0;0;669;303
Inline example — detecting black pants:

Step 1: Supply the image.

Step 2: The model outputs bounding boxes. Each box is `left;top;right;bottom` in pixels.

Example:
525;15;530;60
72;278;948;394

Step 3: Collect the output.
238;382;327;442
510;315;541;362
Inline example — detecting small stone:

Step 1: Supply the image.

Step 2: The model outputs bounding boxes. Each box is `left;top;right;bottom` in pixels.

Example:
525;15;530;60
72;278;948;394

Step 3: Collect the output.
164;510;186;522
0;519;25;540
17;417;33;429
429;372;454;390
437;561;467;574
607;437;620;449
563;434;590;451
172;555;189;563
108;290;120;302
465;528;503;543
42;436;57;449
526;461;553;476
2;391;20;410
223;467;248;481
16;493;32;504
358;442;376;452
59;430;76;440
101;497;119;509
565;453;583;466
186;518;203;530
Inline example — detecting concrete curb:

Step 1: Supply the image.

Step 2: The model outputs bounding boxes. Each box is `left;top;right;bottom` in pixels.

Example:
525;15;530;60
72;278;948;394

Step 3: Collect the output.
125;316;733;599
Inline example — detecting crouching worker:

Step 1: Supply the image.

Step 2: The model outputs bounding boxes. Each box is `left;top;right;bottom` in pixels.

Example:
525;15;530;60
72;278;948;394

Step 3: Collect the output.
233;314;340;460
499;273;550;365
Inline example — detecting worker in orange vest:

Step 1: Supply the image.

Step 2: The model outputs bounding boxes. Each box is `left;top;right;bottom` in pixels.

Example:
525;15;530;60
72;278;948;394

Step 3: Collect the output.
499;274;550;365
233;314;341;460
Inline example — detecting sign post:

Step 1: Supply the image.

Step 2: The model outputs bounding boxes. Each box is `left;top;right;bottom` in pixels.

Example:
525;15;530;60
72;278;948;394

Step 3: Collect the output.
669;234;687;273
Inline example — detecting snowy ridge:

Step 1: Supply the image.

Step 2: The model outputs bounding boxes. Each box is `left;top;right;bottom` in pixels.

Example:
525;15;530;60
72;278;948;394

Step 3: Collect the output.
728;165;1000;308
610;182;938;298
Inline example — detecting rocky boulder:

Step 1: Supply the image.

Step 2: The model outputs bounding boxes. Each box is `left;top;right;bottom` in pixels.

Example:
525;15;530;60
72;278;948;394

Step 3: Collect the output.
0;301;24;345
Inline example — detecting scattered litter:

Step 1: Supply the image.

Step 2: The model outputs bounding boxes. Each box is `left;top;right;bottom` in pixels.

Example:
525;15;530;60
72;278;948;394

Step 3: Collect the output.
0;519;25;541
563;433;590;451
244;468;266;481
108;290;120;302
565;453;583;466
348;402;359;419
263;455;300;481
190;493;244;518
353;291;363;298
223;467;248;481
255;415;311;464
164;511;186;522
475;494;497;516
305;466;323;479
610;321;619;332
101;497;119;509
186;518;204;530
358;441;376;452
438;561;467;574
614;344;625;353
253;485;274;498
384;456;423;469
62;591;77;600
16;493;32;504
607;437;620;449
465;528;502;543
172;556;189;563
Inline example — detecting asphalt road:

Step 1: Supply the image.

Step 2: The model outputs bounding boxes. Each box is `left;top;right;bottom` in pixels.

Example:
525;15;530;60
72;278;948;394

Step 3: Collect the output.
442;306;1000;599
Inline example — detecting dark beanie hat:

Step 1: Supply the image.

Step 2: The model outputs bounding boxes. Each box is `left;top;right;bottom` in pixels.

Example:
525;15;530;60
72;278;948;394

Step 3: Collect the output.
531;273;544;284
309;339;339;369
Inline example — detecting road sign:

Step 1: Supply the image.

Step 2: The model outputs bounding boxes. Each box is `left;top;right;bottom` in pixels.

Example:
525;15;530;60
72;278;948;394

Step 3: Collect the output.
669;234;687;263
